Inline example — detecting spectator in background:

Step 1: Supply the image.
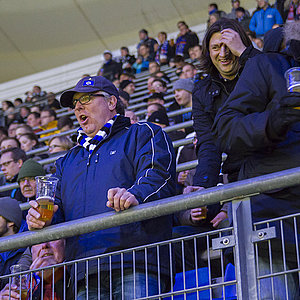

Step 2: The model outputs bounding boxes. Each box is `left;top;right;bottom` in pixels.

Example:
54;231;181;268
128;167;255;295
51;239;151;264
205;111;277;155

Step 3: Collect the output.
285;0;300;22
15;124;34;140
249;0;283;37
19;133;46;157
176;21;199;59
236;7;251;31
147;75;157;93
0;148;27;202
147;102;166;119
132;55;149;74
247;31;264;50
13;98;22;107
155;32;173;65
8;121;21;138
208;12;221;28
145;92;166;107
48;136;73;155
125;110;138;124
181;63;198;80
26;112;41;130
139;43;155;62
118;46;136;73
39;108;60;141
30;105;41;114
149;61;160;74
97;51;122;82
152;78;168;94
119;80;135;95
188;44;202;62
119;72;135;83
0;137;20;151
137;29;158;58
148;110;169;128
0;127;8;144
32;85;46;99
0;197;25;291
212;20;300;299
155;71;171;83
57;116;73;132
173;79;193;113
173;55;186;77
19;106;30;121
227;0;250;19
119;90;130;108
46;92;61;110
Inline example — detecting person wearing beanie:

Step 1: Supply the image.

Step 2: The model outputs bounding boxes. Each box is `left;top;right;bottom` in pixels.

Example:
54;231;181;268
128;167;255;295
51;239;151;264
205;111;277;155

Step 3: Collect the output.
17;159;46;201
0;197;26;290
119;80;135;95
148;110;170;128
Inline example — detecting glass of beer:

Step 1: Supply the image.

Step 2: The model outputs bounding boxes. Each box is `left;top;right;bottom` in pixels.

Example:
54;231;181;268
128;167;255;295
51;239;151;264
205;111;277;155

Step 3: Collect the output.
285;67;300;93
35;176;59;222
10;264;29;300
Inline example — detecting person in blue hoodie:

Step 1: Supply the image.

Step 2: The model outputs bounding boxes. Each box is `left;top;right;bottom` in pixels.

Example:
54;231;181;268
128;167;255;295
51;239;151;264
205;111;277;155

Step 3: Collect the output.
26;76;176;300
249;0;283;37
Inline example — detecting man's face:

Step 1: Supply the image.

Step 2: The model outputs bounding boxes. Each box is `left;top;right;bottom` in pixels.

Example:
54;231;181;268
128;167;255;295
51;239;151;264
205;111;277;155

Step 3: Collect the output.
232;0;240;9
147;77;156;92
47;93;55;103
174;89;192;107
32;86;41;94
0;216;9;237
8;123;18;137
27;114;41;128
124;83;135;95
178;24;189;36
104;53;112;61
152;81;167;93
139;45;149;57
20;108;29;118
15;127;29;140
19;177;36;198
209;32;240;80
0;152;22;181
193;46;202;60
0;139;19;151
158;33;165;44
40;111;55;127
73;92;115;138
257;0;267;9
139;32;147;41
149;63;160;74
147;103;160;118
32;239;65;265
182;65;197;79
120;49;128;57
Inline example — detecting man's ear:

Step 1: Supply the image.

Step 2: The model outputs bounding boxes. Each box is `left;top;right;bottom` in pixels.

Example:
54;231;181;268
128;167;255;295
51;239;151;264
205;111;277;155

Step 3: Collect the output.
107;95;118;111
17;159;23;168
7;221;14;229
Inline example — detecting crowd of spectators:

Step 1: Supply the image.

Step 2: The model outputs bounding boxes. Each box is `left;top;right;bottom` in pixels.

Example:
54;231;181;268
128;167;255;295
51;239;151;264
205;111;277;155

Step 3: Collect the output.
0;1;299;298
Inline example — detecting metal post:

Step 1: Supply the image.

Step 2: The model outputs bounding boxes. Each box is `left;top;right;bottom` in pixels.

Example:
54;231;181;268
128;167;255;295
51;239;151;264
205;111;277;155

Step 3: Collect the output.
232;197;258;300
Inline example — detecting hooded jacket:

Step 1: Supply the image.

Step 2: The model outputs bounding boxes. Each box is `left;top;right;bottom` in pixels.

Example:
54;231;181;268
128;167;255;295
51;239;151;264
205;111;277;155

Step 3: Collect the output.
52;116;176;282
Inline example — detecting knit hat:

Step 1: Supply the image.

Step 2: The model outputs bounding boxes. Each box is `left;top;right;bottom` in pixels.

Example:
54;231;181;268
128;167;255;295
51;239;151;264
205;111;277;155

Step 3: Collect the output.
173;78;194;93
148;110;170;126
17;159;46;182
119;80;133;90
0;197;22;229
119;90;130;102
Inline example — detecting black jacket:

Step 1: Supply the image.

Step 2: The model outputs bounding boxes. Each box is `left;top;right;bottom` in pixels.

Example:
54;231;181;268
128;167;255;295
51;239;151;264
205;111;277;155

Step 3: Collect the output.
192;45;260;188
213;43;300;220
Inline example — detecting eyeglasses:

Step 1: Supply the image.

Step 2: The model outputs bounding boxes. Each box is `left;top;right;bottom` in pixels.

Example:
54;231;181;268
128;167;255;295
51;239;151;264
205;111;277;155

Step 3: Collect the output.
0;160;15;168
19;177;35;183
72;94;107;108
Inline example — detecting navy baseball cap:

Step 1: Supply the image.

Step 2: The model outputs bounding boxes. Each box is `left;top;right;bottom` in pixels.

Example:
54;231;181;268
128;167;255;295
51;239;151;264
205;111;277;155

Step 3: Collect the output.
60;76;120;108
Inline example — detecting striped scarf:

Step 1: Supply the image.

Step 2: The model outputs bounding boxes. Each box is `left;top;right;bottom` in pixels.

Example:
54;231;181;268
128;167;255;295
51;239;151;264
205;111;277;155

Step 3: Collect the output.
77;114;119;155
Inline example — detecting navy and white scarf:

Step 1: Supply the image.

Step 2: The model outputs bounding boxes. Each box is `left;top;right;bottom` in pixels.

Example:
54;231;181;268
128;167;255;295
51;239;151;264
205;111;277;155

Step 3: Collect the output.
77;114;119;155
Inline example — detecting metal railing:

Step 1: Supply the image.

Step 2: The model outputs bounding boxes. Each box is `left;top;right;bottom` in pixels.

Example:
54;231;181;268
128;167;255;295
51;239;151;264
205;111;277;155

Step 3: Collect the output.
0;167;300;299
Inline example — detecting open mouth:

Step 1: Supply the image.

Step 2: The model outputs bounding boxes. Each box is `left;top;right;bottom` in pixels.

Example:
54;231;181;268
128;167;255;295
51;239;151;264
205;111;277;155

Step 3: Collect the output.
219;58;232;65
79;114;88;124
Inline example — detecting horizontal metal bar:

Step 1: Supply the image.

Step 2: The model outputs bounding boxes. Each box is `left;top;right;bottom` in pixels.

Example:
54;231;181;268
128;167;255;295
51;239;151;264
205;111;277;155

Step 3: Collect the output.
163;120;193;133
1;166;300;252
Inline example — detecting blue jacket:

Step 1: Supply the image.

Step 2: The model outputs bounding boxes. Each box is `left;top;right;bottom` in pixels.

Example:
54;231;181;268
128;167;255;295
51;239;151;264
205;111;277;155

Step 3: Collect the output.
249;6;283;37
52;116;176;281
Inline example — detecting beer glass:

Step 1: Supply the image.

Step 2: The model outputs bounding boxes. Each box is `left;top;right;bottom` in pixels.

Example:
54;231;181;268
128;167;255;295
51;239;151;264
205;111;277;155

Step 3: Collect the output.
285;67;300;93
35;176;59;222
10;264;29;300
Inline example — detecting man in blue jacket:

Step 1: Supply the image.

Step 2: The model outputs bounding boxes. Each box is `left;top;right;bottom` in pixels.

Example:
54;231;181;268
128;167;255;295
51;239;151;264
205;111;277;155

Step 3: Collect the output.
26;76;176;299
249;0;283;37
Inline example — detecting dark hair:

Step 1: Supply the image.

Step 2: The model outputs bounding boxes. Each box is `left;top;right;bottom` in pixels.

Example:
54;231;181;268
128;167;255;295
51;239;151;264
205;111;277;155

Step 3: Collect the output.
0;137;20;148
0;147;27;162
183;62;196;70
3;101;14;109
177;21;188;28
41;108;56;119
209;3;218;9
139;29;148;35
57;116;73;130
3;216;20;233
200;18;252;74
0;126;8;137
19;133;39;145
174;55;185;63
116;98;125;115
147;102;166;113
140;43;150;49
193;44;202;50
158;31;167;39
236;7;245;14
20;106;30;113
28;112;40;119
14;98;23;104
152;78;167;88
121;46;129;52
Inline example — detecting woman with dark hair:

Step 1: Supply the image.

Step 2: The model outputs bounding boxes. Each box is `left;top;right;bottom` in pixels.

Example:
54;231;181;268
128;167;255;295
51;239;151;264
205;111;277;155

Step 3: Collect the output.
183;18;261;228
19;133;48;160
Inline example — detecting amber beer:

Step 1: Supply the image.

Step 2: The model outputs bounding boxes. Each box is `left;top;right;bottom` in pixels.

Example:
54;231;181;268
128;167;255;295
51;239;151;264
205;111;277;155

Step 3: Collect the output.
37;196;55;222
198;206;207;220
21;289;28;300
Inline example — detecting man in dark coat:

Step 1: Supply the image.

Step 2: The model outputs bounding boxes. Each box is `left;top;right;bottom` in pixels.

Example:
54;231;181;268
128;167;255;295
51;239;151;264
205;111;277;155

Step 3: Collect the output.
213;21;300;299
26;76;176;299
97;50;122;82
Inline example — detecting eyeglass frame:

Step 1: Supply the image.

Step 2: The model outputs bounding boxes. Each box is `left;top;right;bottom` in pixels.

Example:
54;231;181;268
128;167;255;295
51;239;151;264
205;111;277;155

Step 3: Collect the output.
0;159;16;168
72;92;111;108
